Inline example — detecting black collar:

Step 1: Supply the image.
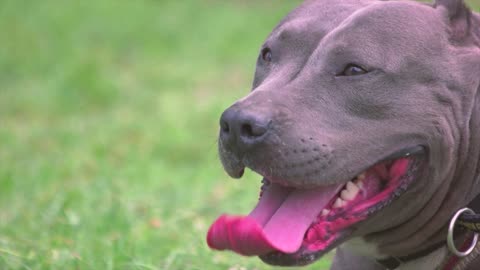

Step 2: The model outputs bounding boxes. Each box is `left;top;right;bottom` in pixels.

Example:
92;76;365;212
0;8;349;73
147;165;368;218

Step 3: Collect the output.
376;193;480;269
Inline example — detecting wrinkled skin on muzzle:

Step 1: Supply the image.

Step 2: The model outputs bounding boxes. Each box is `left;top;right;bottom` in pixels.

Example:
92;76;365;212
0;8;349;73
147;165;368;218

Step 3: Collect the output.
210;0;480;268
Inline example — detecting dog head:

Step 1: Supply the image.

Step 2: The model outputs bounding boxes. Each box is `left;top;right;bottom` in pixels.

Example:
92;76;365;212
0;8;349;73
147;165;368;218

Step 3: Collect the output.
208;0;480;266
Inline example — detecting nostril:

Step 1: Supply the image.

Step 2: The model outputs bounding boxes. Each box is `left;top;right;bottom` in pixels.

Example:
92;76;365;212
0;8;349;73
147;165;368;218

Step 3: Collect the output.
241;123;254;138
220;120;230;134
219;107;271;147
240;122;268;138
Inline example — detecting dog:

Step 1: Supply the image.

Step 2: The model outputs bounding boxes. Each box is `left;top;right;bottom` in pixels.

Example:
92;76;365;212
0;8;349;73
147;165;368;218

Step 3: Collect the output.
206;0;480;269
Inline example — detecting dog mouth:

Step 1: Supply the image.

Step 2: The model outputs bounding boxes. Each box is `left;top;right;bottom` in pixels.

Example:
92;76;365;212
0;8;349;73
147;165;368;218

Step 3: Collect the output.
207;146;426;266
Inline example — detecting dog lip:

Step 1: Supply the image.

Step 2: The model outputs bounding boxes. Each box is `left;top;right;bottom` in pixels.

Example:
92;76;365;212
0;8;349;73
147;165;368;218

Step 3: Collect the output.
256;149;427;266
214;145;427;265
247;145;427;189
231;167;245;178
221;156;246;179
382;145;426;162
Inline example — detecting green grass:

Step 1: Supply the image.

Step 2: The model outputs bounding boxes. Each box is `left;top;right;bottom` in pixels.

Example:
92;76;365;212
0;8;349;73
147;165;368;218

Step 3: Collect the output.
0;0;324;269
1;1;479;269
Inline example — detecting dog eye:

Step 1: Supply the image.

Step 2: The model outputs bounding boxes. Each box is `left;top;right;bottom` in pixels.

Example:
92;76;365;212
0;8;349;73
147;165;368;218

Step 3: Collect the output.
339;64;368;76
261;48;272;62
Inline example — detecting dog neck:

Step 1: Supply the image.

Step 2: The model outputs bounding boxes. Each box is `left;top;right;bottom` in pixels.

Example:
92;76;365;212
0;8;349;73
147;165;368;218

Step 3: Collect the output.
472;12;480;46
396;246;448;270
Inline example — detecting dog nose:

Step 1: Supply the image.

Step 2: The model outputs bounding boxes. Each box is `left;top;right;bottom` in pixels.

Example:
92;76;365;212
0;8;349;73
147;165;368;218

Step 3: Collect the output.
220;108;270;152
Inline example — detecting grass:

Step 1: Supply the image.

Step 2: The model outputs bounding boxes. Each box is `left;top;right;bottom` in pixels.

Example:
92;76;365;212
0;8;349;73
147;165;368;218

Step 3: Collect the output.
1;0;479;269
0;0;322;269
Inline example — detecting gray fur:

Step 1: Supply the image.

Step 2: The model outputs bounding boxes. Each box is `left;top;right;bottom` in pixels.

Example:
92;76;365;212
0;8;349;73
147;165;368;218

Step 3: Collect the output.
217;0;480;268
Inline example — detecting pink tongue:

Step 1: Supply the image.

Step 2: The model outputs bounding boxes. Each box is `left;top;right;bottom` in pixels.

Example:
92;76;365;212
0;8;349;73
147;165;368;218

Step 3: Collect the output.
207;182;342;256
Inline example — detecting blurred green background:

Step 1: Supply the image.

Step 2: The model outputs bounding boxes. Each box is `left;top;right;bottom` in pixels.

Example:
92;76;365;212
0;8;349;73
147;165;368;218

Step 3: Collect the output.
0;0;478;269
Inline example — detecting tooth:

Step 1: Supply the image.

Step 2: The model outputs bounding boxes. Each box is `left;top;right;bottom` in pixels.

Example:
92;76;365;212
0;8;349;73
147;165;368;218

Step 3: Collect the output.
346;181;360;193
321;209;330;216
354;174;365;189
341;185;358;201
333;197;345;208
355;181;364;189
340;190;350;201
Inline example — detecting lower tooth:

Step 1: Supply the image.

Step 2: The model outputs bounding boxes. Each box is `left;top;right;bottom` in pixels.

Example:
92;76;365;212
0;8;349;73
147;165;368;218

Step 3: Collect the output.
341;189;355;201
333;198;345;208
321;209;330;216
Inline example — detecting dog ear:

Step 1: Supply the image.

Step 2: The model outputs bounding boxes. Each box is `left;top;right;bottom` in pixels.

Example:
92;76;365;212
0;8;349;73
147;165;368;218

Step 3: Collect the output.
434;0;474;42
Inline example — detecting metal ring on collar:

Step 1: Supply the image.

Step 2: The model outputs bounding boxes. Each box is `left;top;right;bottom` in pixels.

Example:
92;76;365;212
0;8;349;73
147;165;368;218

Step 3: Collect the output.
447;208;479;257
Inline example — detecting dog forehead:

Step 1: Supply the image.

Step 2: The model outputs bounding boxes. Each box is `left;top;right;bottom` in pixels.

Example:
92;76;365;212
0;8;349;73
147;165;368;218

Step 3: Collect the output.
328;1;448;58
269;0;443;47
266;0;374;43
344;1;441;32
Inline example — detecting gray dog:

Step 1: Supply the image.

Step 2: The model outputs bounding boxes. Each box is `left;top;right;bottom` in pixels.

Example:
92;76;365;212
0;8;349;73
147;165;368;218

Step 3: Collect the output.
207;0;480;269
